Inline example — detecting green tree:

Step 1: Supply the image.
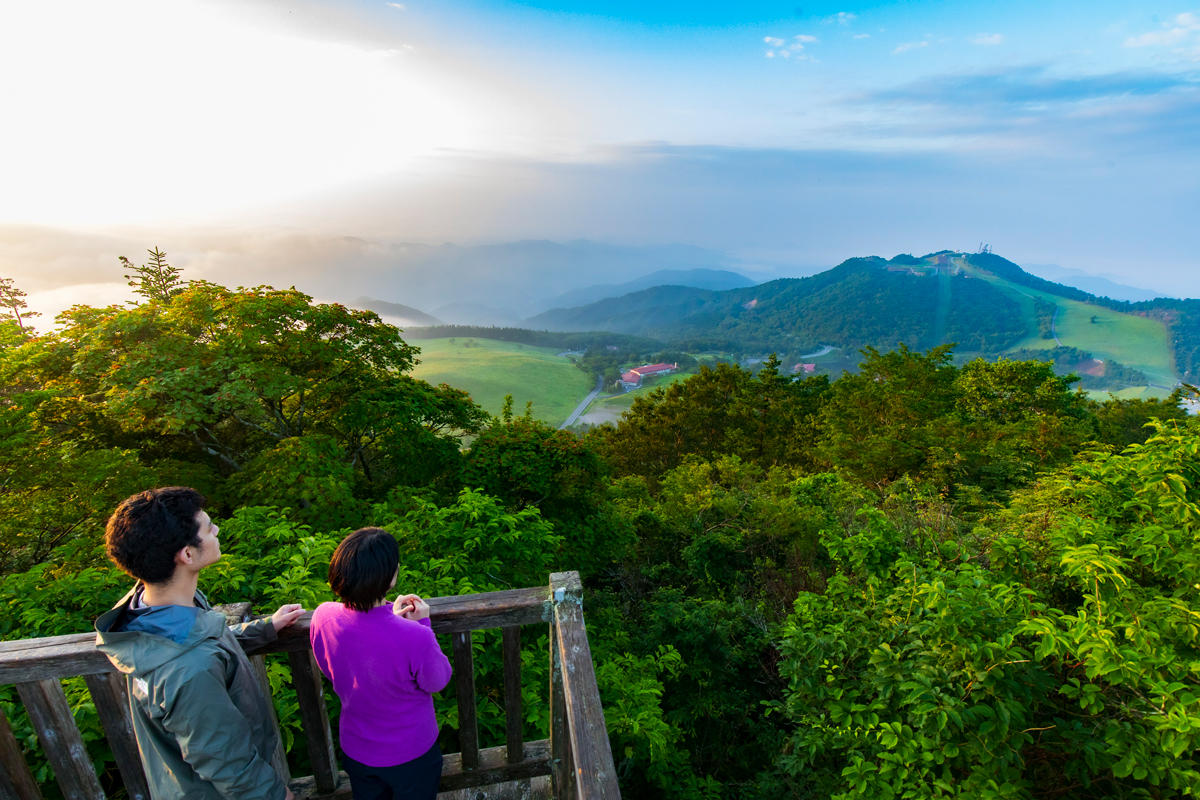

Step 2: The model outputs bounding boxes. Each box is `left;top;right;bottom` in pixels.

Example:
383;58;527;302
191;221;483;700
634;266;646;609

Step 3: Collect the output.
120;247;186;302
589;360;830;485
922;357;1095;499
817;345;958;487
773;418;1200;798
0;277;39;336
462;397;631;577
2;281;488;526
1092;389;1190;448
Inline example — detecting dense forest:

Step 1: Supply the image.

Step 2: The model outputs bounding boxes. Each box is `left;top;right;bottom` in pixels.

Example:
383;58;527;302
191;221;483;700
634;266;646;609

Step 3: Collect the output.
2;261;1199;799
401;324;663;353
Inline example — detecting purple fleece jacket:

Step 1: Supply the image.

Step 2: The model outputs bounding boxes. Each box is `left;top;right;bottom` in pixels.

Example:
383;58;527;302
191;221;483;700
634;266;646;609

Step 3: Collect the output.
310;603;452;767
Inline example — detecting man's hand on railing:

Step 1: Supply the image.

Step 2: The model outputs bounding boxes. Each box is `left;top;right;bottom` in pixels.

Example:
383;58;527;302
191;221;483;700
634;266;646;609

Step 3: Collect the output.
271;604;306;632
392;594;430;621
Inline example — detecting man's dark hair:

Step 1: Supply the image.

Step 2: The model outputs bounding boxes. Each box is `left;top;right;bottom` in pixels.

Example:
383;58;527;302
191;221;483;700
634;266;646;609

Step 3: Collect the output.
105;487;207;585
328;528;400;612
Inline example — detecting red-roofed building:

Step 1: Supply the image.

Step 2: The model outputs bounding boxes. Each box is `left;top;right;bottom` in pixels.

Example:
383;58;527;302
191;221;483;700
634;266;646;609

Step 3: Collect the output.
792;363;816;374
619;362;678;390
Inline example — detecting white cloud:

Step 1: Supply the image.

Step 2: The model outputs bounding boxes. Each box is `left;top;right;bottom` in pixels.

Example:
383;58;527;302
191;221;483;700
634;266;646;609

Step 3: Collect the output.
765;35;815;58
1124;12;1200;47
386;3;406;9
893;41;929;54
854;33;870;39
825;12;856;25
971;33;1004;46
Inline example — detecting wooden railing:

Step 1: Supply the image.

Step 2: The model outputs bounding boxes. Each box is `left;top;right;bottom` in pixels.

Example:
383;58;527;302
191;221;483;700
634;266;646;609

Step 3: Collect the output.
0;571;618;800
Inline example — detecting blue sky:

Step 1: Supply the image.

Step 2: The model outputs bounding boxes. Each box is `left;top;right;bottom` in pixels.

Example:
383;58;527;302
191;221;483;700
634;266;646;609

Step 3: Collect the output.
0;0;1197;309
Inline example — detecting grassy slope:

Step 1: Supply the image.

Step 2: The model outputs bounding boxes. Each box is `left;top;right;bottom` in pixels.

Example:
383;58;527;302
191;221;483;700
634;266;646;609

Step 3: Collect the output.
959;257;1177;388
409;338;595;425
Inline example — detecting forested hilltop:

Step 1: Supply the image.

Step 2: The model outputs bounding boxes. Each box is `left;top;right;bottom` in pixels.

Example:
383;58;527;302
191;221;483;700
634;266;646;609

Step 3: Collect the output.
528;256;1027;353
526;251;1200;385
2;262;1200;799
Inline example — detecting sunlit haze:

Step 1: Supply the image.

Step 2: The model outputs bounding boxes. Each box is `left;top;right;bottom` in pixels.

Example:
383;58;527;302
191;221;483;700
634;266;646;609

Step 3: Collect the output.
2;0;1198;318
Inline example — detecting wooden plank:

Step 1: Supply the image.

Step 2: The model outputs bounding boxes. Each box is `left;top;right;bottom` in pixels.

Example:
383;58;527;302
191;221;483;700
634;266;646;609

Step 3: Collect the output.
264;586;551;655
0;631;93;655
548;575;568;797
82;671;149;800
0;703;42;800
451;631;479;771
552;571;620;800
0;644;114;685
16;678;105;800
439;775;553;800
287;650;338;795
441;738;551;791
289;739;552;800
248;655;291;784
502;626;523;764
0;586;553;678
428;586;552;634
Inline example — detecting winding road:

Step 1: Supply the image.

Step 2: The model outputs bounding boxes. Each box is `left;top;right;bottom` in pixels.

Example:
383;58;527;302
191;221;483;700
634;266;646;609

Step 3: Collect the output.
560;374;604;429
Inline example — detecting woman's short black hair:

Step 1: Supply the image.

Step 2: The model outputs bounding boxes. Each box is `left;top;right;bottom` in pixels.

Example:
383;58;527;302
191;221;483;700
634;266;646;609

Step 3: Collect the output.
328;528;400;612
105;487;206;585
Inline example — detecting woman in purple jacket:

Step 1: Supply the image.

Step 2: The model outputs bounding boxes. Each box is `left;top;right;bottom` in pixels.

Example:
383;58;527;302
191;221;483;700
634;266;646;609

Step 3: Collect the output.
311;528;452;800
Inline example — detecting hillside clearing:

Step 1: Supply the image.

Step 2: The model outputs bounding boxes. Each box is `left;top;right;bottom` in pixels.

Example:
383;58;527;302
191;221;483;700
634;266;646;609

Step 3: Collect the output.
408;337;595;425
961;258;1177;384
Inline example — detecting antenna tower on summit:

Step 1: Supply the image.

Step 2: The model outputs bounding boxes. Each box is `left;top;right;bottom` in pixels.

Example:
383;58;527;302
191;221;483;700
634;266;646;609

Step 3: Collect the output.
976;243;991;254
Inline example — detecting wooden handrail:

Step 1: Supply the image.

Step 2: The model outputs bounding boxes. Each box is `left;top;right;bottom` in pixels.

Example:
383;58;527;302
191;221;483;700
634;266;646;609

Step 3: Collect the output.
0;575;617;800
549;573;620;800
0;585;553;683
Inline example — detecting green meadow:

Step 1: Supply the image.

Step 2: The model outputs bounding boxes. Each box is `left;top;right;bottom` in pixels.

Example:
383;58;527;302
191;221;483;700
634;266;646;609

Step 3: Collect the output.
408;337;595;425
1086;385;1176;402
960;259;1177;385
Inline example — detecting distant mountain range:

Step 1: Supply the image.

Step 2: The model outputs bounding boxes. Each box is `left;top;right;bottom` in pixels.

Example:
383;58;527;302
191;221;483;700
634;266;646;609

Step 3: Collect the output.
343;239;750;319
526;268;756;315
1022;264;1167;302
352;297;444;327
357;266;759;328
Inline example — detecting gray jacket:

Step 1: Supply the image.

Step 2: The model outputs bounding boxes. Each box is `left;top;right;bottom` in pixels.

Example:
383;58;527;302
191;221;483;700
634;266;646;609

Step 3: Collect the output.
95;586;287;800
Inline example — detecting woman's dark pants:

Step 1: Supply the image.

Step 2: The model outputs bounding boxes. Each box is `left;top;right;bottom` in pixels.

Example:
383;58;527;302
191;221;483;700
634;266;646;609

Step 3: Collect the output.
342;742;443;800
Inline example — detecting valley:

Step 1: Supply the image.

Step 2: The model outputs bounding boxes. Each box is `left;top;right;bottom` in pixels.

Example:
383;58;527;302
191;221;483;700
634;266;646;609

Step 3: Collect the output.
407;337;595;425
396;250;1190;425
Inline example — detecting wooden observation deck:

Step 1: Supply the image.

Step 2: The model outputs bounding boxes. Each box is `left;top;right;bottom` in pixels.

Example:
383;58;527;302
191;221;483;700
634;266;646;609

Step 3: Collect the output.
0;571;618;800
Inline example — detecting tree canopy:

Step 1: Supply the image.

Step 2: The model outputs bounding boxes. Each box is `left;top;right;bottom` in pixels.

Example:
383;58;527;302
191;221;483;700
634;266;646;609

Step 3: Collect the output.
2;262;1198;800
